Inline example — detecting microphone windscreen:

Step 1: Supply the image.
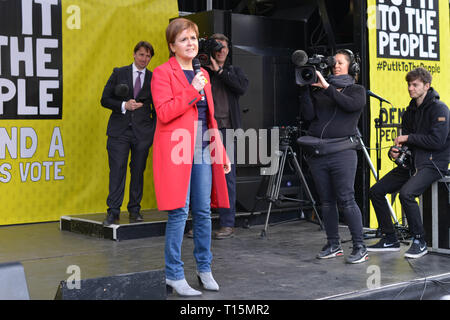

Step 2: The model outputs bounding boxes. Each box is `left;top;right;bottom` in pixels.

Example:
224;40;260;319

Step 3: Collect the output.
292;50;308;66
114;83;129;98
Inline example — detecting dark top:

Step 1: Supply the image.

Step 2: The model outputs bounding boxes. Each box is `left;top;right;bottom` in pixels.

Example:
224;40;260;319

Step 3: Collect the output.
402;87;450;171
211;77;231;128
100;64;155;142
205;64;249;130
299;84;366;139
183;70;209;149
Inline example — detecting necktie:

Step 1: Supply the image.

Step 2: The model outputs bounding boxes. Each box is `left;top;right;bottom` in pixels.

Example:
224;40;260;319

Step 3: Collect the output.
134;71;142;99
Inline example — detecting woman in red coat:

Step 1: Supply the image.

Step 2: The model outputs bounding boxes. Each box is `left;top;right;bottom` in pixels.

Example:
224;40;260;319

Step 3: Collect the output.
151;18;230;297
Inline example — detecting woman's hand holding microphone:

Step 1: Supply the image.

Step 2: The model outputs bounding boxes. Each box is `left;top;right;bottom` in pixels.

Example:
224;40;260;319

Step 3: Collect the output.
192;72;207;92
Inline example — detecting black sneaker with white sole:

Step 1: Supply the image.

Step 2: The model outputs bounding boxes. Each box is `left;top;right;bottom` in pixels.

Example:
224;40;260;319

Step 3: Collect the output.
367;237;401;252
317;242;343;259
346;244;369;264
404;238;428;259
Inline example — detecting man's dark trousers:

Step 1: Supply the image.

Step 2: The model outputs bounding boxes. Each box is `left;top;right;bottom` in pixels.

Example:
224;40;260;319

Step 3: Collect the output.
107;126;153;216
218;128;236;227
369;166;443;238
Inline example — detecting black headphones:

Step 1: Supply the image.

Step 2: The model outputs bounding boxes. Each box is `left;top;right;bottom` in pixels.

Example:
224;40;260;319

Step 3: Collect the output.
336;49;360;76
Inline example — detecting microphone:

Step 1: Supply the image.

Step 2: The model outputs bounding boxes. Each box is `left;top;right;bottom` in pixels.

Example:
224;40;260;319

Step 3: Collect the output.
114;83;129;98
114;84;132;113
291;50;308;66
367;90;392;105
192;58;205;99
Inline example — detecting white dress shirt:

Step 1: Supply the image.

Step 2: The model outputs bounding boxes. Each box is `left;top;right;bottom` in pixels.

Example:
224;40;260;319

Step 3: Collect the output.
121;63;145;114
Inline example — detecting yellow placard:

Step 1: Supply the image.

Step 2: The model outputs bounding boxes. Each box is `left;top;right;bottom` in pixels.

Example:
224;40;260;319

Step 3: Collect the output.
0;0;179;225
367;0;450;228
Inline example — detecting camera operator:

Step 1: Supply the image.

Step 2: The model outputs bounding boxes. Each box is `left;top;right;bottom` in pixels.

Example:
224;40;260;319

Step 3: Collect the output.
299;49;368;264
368;67;450;259
190;33;249;240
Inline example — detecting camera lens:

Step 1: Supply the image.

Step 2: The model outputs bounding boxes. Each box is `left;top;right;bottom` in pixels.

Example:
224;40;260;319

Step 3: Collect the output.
213;40;224;52
301;68;314;81
198;53;209;65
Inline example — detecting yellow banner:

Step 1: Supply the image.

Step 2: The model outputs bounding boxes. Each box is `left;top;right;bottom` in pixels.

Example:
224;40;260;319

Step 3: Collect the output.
367;0;450;228
0;0;179;225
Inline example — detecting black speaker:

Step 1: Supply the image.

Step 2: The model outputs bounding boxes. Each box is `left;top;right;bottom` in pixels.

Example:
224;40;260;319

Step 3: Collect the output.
54;269;166;300
0;262;30;300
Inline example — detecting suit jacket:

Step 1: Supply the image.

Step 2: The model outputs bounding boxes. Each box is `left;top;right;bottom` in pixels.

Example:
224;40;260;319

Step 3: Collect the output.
151;57;230;211
101;64;155;141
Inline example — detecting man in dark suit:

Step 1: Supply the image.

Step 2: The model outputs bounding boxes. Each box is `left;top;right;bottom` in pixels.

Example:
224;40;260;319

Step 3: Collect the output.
100;41;156;226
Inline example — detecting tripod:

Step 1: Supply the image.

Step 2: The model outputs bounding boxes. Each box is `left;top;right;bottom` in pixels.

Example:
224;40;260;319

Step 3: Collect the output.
259;137;324;238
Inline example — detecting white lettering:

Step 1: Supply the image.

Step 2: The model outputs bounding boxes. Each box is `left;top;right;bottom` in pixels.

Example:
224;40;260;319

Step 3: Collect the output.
21;0;33;35
48;127;64;157
39;80;59;115
36;38;59;77
17;79;38;115
19;127;37;158
10;37;34;77
0;78;16;115
0;163;12;183
0;127;17;159
34;0;59;36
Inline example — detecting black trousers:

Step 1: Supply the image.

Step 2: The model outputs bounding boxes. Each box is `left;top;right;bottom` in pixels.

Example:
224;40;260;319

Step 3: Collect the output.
218;128;236;227
369;166;443;238
106;126;152;216
306;149;364;246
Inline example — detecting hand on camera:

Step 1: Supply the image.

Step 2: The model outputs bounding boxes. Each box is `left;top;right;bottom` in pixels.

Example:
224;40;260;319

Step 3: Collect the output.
394;135;408;146
389;146;401;159
208;56;220;72
311;71;329;90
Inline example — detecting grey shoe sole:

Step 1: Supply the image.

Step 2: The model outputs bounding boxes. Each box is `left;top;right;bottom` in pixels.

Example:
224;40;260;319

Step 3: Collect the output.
367;247;400;252
346;252;369;264
404;249;428;259
317;249;344;259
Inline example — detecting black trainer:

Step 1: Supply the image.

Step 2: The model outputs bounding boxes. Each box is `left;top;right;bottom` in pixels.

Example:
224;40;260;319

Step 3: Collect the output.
317;242;343;259
367;237;401;252
346;244;369;264
404;238;428;259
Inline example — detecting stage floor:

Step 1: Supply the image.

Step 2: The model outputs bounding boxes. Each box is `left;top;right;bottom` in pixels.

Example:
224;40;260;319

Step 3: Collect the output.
0;218;449;300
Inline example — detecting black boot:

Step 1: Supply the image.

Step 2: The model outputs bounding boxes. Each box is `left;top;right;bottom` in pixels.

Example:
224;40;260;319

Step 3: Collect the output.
103;212;119;226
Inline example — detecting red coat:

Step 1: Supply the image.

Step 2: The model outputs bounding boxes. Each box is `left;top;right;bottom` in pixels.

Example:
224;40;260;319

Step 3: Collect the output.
151;57;230;211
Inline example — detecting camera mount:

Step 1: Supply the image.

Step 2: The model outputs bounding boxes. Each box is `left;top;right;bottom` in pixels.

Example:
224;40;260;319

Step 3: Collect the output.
251;122;324;238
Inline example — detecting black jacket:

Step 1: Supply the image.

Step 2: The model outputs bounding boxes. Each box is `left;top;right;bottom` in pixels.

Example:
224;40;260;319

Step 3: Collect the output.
299;84;366;138
402;87;450;171
206;64;249;130
100;64;155;141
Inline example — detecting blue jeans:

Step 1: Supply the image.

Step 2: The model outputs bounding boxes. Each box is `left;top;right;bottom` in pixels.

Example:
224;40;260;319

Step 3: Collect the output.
165;147;213;281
